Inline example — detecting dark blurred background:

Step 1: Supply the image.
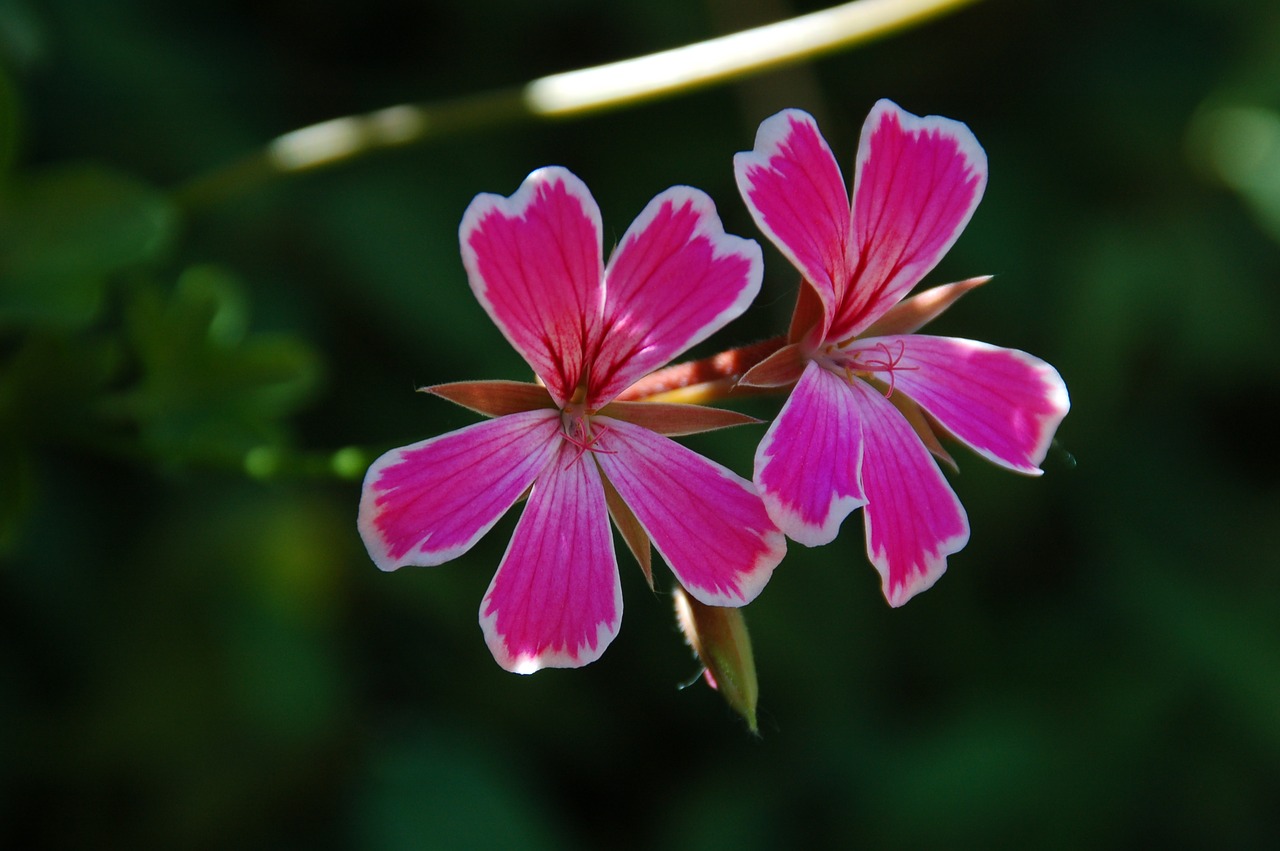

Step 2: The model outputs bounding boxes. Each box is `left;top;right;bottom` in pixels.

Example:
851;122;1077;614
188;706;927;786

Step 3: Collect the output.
3;0;1279;847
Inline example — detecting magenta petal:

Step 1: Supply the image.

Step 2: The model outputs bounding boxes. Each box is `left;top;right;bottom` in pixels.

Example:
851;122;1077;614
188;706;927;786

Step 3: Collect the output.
593;418;784;607
846;335;1070;474
847;378;969;607
754;361;866;547
832;100;988;341
587;187;762;407
480;441;621;673
358;410;560;571
734;109;851;339
460;167;603;407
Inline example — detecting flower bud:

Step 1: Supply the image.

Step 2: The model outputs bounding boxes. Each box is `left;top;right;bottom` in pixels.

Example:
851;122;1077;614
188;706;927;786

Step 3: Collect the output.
674;585;759;733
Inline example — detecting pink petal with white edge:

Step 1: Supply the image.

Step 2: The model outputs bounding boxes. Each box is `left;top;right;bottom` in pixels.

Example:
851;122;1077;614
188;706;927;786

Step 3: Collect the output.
734;109;851;340
460;167;603;407
480;440;621;673
754;361;866;546
592;418;784;607
358;410;561;571
831;100;988;342
845;334;1070;475
846;378;969;607
587;187;762;407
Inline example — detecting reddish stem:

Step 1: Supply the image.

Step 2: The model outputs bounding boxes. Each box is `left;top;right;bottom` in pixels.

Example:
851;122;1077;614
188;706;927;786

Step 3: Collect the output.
616;336;787;402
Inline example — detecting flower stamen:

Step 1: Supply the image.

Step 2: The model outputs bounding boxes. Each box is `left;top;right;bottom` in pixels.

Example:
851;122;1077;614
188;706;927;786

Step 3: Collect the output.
843;340;917;397
561;417;617;467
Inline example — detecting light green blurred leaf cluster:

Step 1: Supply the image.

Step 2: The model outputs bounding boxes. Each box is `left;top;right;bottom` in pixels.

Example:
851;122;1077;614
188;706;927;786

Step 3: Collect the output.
111;266;321;465
0;156;321;551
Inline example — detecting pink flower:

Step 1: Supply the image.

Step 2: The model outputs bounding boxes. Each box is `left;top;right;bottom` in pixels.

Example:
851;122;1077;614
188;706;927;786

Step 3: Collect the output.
734;101;1070;606
358;167;785;673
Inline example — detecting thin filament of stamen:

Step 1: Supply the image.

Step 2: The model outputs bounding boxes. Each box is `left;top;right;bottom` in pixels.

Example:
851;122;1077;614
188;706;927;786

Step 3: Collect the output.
843;340;917;397
561;418;617;467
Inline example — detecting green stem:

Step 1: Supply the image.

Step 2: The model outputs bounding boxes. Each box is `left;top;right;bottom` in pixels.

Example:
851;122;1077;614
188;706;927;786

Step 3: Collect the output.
174;0;983;209
174;88;527;209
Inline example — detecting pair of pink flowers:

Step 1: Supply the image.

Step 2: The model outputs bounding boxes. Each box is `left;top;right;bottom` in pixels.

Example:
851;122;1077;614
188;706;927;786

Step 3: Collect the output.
359;100;1069;673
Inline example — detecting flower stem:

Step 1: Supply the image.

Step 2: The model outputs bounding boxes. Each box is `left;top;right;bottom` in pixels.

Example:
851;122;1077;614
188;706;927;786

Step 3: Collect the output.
174;0;984;209
617;336;787;404
174;89;527;209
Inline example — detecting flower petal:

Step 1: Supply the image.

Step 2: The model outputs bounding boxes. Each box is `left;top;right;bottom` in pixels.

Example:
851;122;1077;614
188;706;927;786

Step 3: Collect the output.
460;167;603;407
788;278;828;347
602;473;652;589
848;334;1070;474
587;187;762;407
358;410;561;570
891;391;957;473
831;100;988;341
592;418;784;607
754;361;865;546
847;378;969;607
479;441;621;673
734;109;851;340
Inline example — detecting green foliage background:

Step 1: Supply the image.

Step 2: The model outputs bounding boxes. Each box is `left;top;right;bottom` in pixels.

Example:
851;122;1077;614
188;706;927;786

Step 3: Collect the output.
3;0;1279;846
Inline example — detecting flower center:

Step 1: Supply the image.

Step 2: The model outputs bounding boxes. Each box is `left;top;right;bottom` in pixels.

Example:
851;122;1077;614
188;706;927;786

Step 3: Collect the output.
559;407;616;467
822;340;917;398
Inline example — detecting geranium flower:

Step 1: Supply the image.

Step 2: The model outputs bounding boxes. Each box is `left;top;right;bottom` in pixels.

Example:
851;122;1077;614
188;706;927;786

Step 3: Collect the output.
359;167;785;672
734;101;1069;606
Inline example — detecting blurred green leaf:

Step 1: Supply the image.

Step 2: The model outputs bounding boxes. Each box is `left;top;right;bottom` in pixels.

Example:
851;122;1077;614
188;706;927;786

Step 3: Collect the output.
1190;103;1280;245
354;728;569;851
1124;561;1280;756
0;329;122;439
0;164;177;328
113;268;321;465
0;66;18;175
0;0;46;71
0;439;32;555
